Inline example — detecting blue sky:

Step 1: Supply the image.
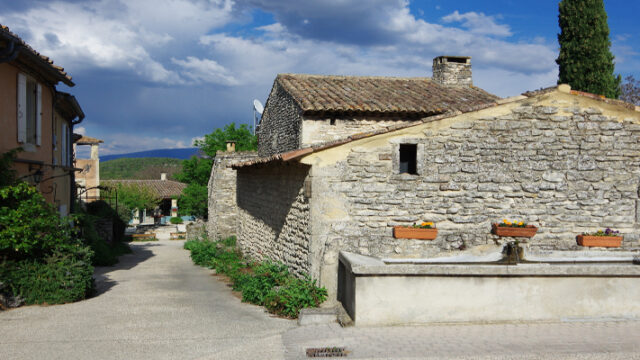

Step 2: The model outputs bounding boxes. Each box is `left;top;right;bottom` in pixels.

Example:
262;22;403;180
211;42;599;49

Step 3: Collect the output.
1;0;638;155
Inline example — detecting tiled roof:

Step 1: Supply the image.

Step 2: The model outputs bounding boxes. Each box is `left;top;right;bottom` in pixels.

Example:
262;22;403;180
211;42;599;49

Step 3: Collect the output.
275;74;499;116
0;24;74;86
101;180;187;199
235;84;640;169
76;135;103;145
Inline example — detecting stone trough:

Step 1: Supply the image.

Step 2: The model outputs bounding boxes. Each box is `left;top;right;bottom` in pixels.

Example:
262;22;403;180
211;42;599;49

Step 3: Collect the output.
338;246;640;326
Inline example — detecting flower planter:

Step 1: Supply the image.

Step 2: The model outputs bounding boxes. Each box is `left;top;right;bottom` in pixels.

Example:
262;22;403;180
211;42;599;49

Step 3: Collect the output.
576;235;623;248
492;224;538;238
393;227;438;240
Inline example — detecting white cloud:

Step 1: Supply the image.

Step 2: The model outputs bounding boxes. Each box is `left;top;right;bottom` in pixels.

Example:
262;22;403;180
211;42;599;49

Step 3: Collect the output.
172;56;239;85
99;133;189;155
0;0;234;84
74;126;87;136
442;11;512;37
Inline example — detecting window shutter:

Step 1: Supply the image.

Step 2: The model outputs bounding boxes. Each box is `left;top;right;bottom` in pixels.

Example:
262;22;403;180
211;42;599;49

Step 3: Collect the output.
17;73;26;143
36;83;42;146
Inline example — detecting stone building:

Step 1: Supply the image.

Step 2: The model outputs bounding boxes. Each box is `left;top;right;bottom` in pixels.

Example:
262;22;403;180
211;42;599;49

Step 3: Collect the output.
210;56;640;300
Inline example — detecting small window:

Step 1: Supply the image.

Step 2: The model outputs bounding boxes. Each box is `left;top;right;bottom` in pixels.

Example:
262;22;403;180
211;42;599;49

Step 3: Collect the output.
330;118;336;126
399;144;417;174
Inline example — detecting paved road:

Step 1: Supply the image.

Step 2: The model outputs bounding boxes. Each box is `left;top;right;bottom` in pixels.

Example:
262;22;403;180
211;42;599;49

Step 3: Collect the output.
283;321;640;359
0;240;295;360
2;240;640;360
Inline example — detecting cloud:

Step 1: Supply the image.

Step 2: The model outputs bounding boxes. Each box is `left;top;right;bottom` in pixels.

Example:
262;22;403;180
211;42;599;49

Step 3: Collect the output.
172;56;239;85
98;133;190;155
441;11;512;37
0;0;234;84
74;126;87;136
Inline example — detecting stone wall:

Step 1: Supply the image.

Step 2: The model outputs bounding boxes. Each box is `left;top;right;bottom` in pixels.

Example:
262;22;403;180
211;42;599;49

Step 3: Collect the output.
236;162;311;276
302;117;418;146
309;94;640;296
257;82;303;157
207;151;258;240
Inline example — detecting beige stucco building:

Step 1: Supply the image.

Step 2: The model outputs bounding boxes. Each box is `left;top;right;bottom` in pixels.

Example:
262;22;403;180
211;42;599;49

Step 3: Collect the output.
0;24;84;215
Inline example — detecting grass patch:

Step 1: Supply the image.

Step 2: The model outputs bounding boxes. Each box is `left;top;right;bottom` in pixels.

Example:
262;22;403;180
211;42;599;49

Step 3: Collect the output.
184;236;327;318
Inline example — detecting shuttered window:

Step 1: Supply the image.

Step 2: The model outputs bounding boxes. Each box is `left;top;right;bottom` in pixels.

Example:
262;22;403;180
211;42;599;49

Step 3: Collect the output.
17;73;42;145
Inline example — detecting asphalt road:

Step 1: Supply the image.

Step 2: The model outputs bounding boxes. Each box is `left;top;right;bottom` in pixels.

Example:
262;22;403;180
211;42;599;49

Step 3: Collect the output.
0;240;295;360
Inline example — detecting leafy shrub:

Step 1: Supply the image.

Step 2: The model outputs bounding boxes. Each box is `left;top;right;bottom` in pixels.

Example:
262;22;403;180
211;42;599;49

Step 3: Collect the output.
264;276;327;318
184;236;327;318
0;183;76;260
1;245;94;305
170;216;183;224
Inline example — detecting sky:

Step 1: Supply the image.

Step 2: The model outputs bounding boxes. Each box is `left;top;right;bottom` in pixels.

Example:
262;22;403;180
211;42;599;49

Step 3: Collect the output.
1;0;638;156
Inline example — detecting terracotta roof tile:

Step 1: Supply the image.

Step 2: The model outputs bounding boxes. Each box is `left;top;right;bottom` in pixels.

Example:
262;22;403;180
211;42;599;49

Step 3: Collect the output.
0;24;74;86
102;180;187;199
75;135;104;145
276;74;499;116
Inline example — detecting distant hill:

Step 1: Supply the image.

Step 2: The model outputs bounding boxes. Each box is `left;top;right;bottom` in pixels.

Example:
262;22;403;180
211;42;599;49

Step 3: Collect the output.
101;158;184;180
101;148;200;162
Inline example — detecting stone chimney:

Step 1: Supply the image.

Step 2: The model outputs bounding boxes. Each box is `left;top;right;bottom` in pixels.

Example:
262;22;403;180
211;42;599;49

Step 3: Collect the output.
226;141;236;152
161;173;167;181
432;56;472;86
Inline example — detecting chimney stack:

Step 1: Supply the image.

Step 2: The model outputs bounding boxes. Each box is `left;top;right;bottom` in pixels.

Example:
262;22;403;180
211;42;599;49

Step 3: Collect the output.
161;173;167;181
226;141;236;152
432;56;472;86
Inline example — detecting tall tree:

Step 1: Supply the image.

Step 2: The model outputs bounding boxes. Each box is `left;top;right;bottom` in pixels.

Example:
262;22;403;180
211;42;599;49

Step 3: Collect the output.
556;0;621;98
176;123;257;218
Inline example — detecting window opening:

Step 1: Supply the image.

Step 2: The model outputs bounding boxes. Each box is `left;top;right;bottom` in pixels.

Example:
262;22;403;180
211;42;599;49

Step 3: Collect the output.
330;118;336;126
26;78;37;144
399;144;417;174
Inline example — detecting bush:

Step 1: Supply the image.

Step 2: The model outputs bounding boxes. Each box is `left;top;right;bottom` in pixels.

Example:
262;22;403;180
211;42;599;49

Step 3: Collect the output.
184;236;327;318
75;202;131;266
169;216;183;224
0;183;77;260
1;246;94;305
0;182;94;306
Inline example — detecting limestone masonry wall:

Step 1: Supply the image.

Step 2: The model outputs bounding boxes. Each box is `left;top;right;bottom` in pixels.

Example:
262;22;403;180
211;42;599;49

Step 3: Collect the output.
207;151;258;240
302;117;417;146
258;82;303;157
314;98;640;266
236;162;311;277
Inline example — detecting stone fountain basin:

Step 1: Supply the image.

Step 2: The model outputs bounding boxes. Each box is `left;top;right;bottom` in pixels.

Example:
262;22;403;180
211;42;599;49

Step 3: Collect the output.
338;250;640;326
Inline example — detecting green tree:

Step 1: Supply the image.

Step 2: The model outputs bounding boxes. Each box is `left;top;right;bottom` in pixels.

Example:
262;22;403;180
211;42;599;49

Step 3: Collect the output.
107;183;161;222
556;0;621;98
195;123;257;157
176;123;257;218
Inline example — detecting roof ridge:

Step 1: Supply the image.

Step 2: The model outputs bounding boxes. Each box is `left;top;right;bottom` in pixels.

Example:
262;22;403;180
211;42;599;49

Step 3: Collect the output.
277;73;433;81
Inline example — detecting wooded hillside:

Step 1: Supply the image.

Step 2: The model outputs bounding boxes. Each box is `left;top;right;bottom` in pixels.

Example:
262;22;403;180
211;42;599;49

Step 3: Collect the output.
101;158;183;180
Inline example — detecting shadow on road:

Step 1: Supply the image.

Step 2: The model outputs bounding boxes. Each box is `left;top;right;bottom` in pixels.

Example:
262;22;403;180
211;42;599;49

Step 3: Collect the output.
92;242;157;296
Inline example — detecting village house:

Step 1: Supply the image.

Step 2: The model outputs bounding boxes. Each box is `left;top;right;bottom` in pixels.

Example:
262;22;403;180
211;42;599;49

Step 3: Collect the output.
102;174;187;224
74;135;104;203
0;24;84;216
209;56;640;307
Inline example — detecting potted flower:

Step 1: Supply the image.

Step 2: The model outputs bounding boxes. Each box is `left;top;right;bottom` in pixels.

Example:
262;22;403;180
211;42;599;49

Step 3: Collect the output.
394;222;438;240
577;228;623;247
492;219;538;238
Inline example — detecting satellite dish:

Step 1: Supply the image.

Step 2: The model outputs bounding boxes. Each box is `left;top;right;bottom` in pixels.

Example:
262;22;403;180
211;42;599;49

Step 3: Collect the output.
252;99;264;134
253;99;264;114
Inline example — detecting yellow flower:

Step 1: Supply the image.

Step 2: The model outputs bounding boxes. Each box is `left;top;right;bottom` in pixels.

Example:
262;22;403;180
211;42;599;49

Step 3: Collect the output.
518;221;524;226
421;222;428;226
